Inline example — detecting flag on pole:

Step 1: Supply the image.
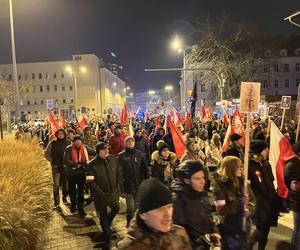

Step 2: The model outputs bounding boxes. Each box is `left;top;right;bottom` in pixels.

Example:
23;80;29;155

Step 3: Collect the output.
201;99;206;123
190;81;197;119
231;108;245;146
269;121;297;198
120;102;128;125
208;106;213;120
155;117;161;131
48;110;59;139
168;118;185;159
128;120;134;137
222;107;229;127
185;112;191;130
95;122;100;137
59;110;66;128
222;122;232;152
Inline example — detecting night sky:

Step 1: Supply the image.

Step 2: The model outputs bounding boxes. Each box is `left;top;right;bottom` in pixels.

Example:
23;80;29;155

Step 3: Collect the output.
0;0;300;92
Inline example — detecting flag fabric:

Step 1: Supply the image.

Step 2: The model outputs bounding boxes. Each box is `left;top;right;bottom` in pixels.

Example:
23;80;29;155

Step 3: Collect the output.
145;111;149;122
120;102;128;125
185;112;191;130
95;122;100;137
222;107;229;127
231;108;245;146
269;121;297;198
208;106;213;120
201;100;206;123
168;118;185;159
176;112;184;126
59;110;66;128
79;115;88;129
128;120;134;137
190;81;197;118
222;122;232;152
155;117;161;131
48;110;59;139
173;107;179;125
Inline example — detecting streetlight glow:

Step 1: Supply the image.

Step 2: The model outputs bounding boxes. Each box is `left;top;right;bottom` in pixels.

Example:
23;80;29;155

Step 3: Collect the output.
126;86;130;90
80;67;86;73
148;90;155;95
66;66;72;73
170;35;183;52
113;82;117;86
165;85;173;91
130;92;133;96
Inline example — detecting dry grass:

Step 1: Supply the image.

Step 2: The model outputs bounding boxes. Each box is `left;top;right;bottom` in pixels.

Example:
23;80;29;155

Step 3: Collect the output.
0;139;52;250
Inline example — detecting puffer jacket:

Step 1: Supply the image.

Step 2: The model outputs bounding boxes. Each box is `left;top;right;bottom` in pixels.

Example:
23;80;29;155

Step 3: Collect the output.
117;214;192;250
117;148;149;194
285;157;300;211
171;179;218;243
151;151;177;185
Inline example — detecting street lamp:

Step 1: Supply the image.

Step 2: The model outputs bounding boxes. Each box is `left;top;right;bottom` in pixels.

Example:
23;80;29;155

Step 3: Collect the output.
165;85;173;104
148;90;156;95
130;92;133;96
66;65;86;113
170;35;187;111
126;86;130;90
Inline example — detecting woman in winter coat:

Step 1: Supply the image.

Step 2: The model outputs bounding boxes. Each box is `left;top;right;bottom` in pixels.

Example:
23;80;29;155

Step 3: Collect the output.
212;156;255;250
248;140;280;250
205;133;222;173
172;160;221;249
151;141;177;186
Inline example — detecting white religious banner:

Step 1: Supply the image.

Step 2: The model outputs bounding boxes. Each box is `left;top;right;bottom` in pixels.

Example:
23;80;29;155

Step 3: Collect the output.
281;96;291;109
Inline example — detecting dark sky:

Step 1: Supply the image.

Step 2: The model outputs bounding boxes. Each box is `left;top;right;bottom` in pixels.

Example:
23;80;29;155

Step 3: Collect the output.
0;0;300;92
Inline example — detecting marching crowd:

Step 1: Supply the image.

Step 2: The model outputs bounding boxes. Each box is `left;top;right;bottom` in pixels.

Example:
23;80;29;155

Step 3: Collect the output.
15;114;300;249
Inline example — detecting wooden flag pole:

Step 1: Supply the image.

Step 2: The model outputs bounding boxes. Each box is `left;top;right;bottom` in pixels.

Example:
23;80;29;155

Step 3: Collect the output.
243;112;251;232
280;108;286;131
267;116;271;136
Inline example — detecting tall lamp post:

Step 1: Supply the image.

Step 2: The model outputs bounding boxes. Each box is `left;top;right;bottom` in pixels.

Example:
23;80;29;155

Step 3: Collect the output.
165;85;173;104
9;0;21;124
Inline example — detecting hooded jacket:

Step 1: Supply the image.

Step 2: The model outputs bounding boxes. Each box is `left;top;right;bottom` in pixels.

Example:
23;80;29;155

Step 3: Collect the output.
109;132;126;156
171;179;218;243
117;214;192;250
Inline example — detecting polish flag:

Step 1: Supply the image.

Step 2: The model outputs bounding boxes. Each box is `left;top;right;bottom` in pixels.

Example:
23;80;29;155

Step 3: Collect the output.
201;99;206;123
222;107;229;127
222;122;232;152
76;114;88;129
269;121;297;198
48;110;59;139
59;110;66;128
155;117;161;131
185;112;191;130
128;120;134;137
207;106;213;120
168;118;185;159
120;102;128;125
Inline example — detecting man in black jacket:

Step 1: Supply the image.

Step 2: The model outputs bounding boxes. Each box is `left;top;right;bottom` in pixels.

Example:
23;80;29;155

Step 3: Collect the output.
117;136;148;226
223;133;244;162
86;142;121;242
45;128;70;209
134;128;150;163
284;142;300;249
171;160;220;249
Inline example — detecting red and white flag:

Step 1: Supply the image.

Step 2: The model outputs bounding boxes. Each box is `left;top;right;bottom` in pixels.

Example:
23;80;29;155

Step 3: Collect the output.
168;118;185;159
128;120;134;137
185;112;191;130
222;107;229;127
222;122;232;152
231;108;245;146
59;110;66;128
269;121;297;198
201;99;206;123
120;102;128;125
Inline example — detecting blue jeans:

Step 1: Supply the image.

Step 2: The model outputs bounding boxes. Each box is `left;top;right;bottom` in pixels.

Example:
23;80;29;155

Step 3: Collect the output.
292;211;300;249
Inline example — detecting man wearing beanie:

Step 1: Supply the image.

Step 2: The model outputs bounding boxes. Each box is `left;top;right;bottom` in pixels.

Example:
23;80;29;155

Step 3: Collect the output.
248;140;280;250
117;178;192;249
171;160;221;249
223;133;244;162
86;142;121;242
117;136;149;226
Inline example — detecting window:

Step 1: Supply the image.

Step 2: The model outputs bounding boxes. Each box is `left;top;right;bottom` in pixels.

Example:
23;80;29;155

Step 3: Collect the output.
54;73;57;79
27;101;30;105
63;99;66;104
263;80;268;88
18;74;21;80
263;65;268;73
62;85;65;91
296;79;300;87
284;64;289;72
32;73;35;79
40;86;43;92
54;85;57;92
296;63;300;72
285;79;290;88
201;83;205;92
275;79;278;88
280;49;287;57
69;86;73;91
46;85;50;92
61;73;64;78
46;73;50;79
70;98;74;103
39;73;42;79
34;100;37;105
274;64;278;72
26;88;29;93
41;100;44;105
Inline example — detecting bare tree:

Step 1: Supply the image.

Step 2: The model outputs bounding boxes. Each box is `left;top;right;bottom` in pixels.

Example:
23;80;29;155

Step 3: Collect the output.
187;16;263;103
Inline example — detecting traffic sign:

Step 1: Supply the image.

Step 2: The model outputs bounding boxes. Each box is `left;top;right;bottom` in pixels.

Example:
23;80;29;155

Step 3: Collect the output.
46;99;54;110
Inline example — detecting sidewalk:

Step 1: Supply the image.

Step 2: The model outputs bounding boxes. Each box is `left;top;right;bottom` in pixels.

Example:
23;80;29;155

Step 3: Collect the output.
44;199;127;250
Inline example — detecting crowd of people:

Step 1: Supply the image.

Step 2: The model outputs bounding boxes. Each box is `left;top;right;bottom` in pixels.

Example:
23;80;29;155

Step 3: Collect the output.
15;113;300;249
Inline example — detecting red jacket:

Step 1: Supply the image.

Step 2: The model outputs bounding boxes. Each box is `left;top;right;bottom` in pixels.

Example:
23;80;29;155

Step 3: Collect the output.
109;132;126;156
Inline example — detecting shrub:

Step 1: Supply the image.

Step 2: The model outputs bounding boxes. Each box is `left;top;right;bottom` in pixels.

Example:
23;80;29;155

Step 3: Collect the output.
0;140;52;249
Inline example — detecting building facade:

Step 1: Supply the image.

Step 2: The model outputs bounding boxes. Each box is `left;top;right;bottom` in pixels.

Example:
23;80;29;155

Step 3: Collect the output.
0;54;126;120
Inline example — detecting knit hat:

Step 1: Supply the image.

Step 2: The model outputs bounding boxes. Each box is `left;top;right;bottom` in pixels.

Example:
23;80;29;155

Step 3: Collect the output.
96;142;110;154
73;134;82;141
158;142;170;154
250;140;268;155
230;133;242;142
124;136;135;144
137;178;173;213
176;160;207;180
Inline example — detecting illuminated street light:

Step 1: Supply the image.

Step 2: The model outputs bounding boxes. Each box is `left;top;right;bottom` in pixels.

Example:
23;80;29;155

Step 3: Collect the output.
165;85;173;91
113;82;117;87
170;35;183;52
148;90;155;95
130;92;133;96
126;86;130;90
123;88;126;92
80;67;86;73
